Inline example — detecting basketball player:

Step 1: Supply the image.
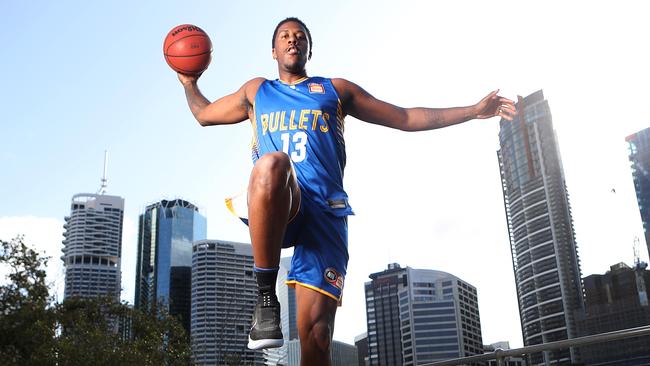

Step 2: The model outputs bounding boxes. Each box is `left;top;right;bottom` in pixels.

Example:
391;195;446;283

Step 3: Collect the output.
178;17;516;366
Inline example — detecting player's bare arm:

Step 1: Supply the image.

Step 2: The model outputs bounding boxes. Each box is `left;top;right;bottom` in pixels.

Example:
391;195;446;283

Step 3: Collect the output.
332;78;516;131
178;74;265;126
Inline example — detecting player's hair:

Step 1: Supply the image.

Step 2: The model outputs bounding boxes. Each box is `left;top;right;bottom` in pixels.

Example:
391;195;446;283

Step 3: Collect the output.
272;17;313;58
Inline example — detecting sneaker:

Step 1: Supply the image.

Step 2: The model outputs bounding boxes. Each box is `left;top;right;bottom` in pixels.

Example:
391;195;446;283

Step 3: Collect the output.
247;293;284;350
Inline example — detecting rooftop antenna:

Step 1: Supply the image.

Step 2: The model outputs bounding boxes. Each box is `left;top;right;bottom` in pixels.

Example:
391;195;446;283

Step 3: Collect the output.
98;150;108;195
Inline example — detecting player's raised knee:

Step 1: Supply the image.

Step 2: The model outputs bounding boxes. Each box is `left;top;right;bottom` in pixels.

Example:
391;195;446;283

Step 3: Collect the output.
250;152;293;191
254;152;292;174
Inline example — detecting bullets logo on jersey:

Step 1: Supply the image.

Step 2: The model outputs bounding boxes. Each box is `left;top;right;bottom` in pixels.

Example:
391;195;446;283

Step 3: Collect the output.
259;109;331;134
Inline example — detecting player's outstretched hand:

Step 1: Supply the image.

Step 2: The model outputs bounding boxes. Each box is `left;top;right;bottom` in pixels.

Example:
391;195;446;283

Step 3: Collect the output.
177;72;201;86
475;90;517;121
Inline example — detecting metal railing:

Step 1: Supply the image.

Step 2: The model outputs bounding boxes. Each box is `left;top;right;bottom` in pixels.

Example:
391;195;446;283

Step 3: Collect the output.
421;325;650;366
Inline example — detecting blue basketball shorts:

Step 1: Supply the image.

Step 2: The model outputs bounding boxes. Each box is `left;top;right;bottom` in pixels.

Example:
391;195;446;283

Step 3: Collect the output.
225;188;349;303
283;194;349;303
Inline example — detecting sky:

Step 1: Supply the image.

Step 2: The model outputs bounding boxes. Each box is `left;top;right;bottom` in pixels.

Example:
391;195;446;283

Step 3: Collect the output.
2;0;650;348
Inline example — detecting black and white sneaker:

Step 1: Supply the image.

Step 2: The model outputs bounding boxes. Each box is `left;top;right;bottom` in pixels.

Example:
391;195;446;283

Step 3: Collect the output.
247;293;284;350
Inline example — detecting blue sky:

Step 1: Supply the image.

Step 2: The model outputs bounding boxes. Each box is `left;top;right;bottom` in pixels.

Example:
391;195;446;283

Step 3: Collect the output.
2;0;650;347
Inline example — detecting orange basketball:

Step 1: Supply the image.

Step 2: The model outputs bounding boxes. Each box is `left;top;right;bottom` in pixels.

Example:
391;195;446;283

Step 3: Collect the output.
163;24;212;75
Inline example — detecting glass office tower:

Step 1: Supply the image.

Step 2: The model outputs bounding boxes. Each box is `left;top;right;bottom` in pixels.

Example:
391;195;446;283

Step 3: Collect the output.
134;198;206;333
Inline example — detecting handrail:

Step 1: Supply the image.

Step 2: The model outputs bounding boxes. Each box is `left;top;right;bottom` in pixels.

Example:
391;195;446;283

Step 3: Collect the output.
421;325;650;366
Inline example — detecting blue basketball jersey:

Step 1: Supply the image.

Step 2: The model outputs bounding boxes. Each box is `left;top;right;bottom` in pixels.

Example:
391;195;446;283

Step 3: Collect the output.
252;77;353;216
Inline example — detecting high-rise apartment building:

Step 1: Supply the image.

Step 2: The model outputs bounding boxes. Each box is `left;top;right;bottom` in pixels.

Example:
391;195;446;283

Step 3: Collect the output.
190;239;262;365
627;127;650;259
365;263;483;365
497;90;584;365
62;193;124;300
575;262;650;365
134;198;206;333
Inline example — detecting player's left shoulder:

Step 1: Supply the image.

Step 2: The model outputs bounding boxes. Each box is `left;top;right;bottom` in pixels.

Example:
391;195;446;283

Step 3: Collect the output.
329;78;354;101
329;77;350;89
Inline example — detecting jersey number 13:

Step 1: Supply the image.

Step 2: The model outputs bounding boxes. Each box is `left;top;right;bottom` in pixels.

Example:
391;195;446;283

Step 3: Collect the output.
281;132;307;162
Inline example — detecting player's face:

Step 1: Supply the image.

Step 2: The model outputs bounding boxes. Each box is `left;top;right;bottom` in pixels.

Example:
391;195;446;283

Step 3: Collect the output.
272;21;310;72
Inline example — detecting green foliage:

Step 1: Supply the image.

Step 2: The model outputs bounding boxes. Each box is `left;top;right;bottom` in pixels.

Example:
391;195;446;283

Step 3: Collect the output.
0;237;193;366
0;236;56;365
53;297;193;366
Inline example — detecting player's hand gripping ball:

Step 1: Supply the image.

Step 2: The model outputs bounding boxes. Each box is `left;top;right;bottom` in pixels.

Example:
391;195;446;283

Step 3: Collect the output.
163;24;212;75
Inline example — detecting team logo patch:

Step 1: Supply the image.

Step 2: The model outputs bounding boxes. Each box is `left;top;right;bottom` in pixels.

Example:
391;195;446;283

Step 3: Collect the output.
324;267;344;290
308;83;325;94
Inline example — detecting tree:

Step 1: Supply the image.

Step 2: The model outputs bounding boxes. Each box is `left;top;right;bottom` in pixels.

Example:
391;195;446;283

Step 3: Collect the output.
54;297;193;366
128;304;194;366
0;236;56;366
0;236;193;366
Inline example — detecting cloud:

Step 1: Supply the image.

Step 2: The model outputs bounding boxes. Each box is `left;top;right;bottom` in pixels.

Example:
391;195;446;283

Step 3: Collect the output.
0;216;65;302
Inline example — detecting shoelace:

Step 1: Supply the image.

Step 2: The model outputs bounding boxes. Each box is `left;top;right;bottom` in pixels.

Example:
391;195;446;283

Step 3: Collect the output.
261;293;275;307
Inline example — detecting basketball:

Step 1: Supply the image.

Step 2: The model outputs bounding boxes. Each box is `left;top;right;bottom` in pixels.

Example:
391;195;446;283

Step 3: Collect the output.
163;24;212;75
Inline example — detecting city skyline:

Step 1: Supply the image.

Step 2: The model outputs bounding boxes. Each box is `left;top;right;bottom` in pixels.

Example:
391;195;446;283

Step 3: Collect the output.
2;1;649;348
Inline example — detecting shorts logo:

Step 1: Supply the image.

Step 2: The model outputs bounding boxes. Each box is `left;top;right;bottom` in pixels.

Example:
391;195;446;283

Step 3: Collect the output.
308;83;325;94
324;267;344;290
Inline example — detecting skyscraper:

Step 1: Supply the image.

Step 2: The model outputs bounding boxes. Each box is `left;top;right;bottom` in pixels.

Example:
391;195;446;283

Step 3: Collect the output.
190;239;262;365
497;90;584;365
365;263;483;365
134;198;206;333
62;193;124;300
627;127;650;259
